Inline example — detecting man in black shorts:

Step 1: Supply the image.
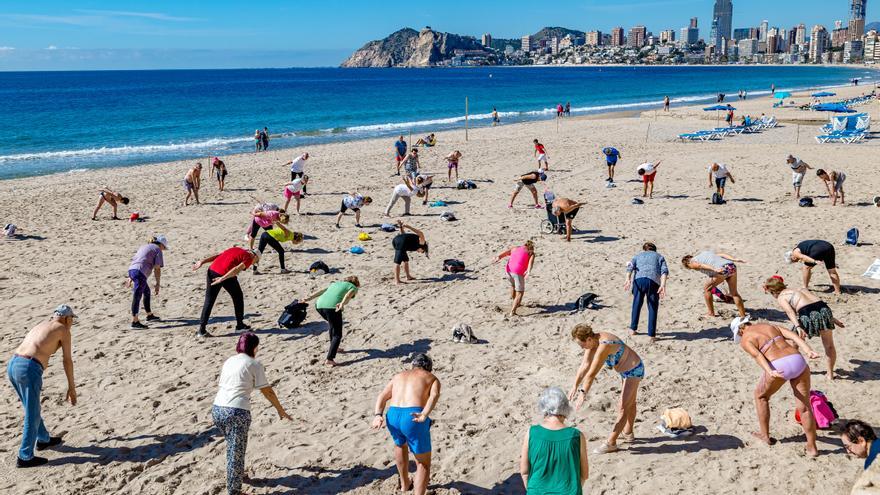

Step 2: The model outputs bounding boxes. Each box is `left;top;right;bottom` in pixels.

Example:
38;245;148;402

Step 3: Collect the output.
508;170;546;209
551;197;587;242
391;221;428;284
786;239;841;294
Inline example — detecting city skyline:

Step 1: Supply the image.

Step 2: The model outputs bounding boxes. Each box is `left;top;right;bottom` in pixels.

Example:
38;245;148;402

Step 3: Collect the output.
0;0;875;69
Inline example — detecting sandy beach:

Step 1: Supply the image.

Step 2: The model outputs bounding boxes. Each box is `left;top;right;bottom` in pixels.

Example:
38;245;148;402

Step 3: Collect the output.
1;82;879;495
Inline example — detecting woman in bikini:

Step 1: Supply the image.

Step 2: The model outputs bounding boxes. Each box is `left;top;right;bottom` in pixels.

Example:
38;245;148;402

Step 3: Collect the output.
681;251;746;318
92;189;129;220
730;315;820;456
568;323;643;455
763;275;845;379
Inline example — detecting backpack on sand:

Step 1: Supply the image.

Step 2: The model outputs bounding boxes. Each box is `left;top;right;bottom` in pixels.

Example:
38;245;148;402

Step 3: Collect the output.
309;261;330;275
575;293;600;312
278;300;308;329
794;390;839;429
711;192;725;205
443;259;466;273
846;227;859;246
799;197;814;207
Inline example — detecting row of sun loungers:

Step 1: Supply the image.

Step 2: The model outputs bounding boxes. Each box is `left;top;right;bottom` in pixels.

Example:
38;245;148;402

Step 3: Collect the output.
678;116;777;141
815;113;871;144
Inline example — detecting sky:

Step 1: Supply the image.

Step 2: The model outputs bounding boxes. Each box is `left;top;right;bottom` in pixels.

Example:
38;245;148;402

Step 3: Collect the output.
0;0;869;70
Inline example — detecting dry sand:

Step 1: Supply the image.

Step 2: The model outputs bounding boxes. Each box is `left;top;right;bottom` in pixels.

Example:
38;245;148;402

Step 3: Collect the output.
0;83;878;495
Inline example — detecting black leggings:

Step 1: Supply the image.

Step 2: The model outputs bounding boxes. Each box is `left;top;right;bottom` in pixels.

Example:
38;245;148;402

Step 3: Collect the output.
199;270;245;332
290;171;307;193
257;233;285;269
318;307;343;361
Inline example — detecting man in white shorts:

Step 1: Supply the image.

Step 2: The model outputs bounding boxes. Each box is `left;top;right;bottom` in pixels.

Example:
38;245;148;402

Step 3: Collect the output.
786;155;812;200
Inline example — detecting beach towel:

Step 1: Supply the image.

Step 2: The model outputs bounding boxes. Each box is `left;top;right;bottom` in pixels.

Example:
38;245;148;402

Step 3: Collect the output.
380;223;397;232
863;259;880;280
429;200;447;207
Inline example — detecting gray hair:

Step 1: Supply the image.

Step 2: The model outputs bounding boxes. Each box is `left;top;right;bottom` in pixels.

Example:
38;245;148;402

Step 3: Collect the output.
537;387;571;417
411;353;433;372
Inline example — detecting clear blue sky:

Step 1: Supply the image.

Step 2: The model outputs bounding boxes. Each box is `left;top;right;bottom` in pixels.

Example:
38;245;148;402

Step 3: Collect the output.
0;0;867;69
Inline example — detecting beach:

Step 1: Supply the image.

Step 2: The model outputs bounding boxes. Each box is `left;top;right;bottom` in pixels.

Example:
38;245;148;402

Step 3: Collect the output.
0;82;878;494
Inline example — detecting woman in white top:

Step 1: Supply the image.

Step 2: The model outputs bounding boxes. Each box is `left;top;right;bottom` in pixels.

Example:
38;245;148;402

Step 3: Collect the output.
384;177;417;217
212;332;291;495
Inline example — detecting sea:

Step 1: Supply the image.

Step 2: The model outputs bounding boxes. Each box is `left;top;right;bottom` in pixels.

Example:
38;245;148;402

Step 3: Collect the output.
0;65;874;180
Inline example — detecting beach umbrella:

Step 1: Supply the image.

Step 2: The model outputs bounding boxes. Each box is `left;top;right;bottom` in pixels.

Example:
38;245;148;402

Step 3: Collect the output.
703;105;735;126
812;91;836;98
812;103;855;113
774;91;792;99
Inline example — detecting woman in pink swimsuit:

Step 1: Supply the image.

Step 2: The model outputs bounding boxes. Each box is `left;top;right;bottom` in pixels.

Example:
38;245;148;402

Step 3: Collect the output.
730;315;820;456
494;240;536;317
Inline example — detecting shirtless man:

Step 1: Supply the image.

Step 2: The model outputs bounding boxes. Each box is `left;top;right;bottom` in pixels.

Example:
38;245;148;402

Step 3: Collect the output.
8;305;78;467
551;197;586;242
183;163;202;206
91;189;129;220
371;353;441;495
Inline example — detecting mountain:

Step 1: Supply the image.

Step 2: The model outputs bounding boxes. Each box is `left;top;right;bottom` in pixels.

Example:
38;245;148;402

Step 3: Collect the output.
531;27;585;40
867;21;880;33
341;27;489;68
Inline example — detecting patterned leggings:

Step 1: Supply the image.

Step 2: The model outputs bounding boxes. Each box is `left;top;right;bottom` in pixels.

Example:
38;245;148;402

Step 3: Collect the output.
212;405;252;495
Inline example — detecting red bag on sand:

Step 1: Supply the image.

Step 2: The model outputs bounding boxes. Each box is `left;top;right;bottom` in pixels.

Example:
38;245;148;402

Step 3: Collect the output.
794;390;839;429
130;213;140;222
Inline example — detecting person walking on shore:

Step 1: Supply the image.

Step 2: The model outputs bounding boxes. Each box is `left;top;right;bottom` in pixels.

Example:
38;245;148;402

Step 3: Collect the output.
285;152;309;194
681;250;746;318
371;353;441;495
663;96;670;112
127;235;168;329
763;275;845;380
625;242;668;342
787;155;812;200
254;129;262;152
391;221;428;284
193;247;260;337
565;102;571;117
394;136;408;175
494;240;536;317
183;163;202;206
534;139;549;171
212;332;292;495
519;387;589;494
492;108;500;126
8;305;78;468
261;127;270;151
302;276;360;367
569;323;644;455
91;188;129;220
816;169;846;206
785;239;841;295
730;316;819;456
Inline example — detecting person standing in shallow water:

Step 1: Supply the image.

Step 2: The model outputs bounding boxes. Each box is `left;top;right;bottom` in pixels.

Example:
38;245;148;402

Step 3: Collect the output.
8;305;78;468
371;353;441;495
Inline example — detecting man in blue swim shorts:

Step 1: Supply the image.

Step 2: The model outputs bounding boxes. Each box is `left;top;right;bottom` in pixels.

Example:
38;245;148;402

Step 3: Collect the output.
371;353;441;495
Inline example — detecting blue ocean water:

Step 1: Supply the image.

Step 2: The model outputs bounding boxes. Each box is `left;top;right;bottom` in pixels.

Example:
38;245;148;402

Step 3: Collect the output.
0;66;874;179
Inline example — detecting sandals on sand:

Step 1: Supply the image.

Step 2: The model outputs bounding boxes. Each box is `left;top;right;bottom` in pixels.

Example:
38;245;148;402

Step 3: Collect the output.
593;442;620;454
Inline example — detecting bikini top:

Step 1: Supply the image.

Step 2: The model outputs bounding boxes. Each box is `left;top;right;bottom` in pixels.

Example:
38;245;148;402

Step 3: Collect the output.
759;335;784;355
600;340;626;368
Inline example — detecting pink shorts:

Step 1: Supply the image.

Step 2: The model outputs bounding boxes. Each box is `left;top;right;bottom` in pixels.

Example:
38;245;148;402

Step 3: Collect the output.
283;188;302;200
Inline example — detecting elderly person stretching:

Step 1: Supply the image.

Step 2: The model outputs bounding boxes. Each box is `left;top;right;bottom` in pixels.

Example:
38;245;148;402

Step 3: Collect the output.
785;239;841;295
519;387;589;494
494;240;536;317
729;316;819;456
681;250;746;317
212;332;291;495
551;197;586;242
127;235;168;329
624;242;668;341
763;275;844;380
371;353;441;495
569;323;644;454
8;305;78;468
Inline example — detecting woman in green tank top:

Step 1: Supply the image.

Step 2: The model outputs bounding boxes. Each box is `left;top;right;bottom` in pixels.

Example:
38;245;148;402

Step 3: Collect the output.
519;387;588;494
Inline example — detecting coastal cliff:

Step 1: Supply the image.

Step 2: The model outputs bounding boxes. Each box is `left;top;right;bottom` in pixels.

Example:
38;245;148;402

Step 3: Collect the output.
341;27;490;68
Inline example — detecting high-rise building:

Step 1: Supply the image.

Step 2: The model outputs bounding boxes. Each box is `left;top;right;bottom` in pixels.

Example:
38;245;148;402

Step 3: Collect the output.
786;26;798;51
586;31;603;46
690;17;699;29
849;0;868;41
832;26;850;47
680;25;699;47
864;30;880;63
767;29;778;54
809;25;828;62
795;24;807;45
738;38;759;58
660;29;676;44
844;40;864;61
610;27;625;47
550;37;560;55
629;25;647;48
733;28;751;41
710;0;733;48
759;20;769;41
521;35;532;53
481;33;492;47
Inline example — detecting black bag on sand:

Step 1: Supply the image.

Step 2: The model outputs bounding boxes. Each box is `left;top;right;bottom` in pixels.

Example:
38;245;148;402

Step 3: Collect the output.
309;261;330;275
278;300;308;328
443;259;466;272
575;293;600;311
799;197;814;207
711;193;726;205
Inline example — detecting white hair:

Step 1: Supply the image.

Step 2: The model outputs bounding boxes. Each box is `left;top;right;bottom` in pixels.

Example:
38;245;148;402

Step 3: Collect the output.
537;387;571;417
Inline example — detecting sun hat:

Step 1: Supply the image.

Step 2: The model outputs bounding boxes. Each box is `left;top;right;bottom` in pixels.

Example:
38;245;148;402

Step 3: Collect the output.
54;304;77;319
730;315;751;343
155;235;169;249
783;250;794;264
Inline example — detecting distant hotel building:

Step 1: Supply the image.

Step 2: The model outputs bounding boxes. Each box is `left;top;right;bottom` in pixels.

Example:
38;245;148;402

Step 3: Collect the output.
610;27;625;46
849;0;867;41
864;30;880;63
629;26;647;48
809;25;828;62
586;31;603;46
733;28;751;41
521;35;532;53
660;29;676;44
481;33;492;47
680;17;699;47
